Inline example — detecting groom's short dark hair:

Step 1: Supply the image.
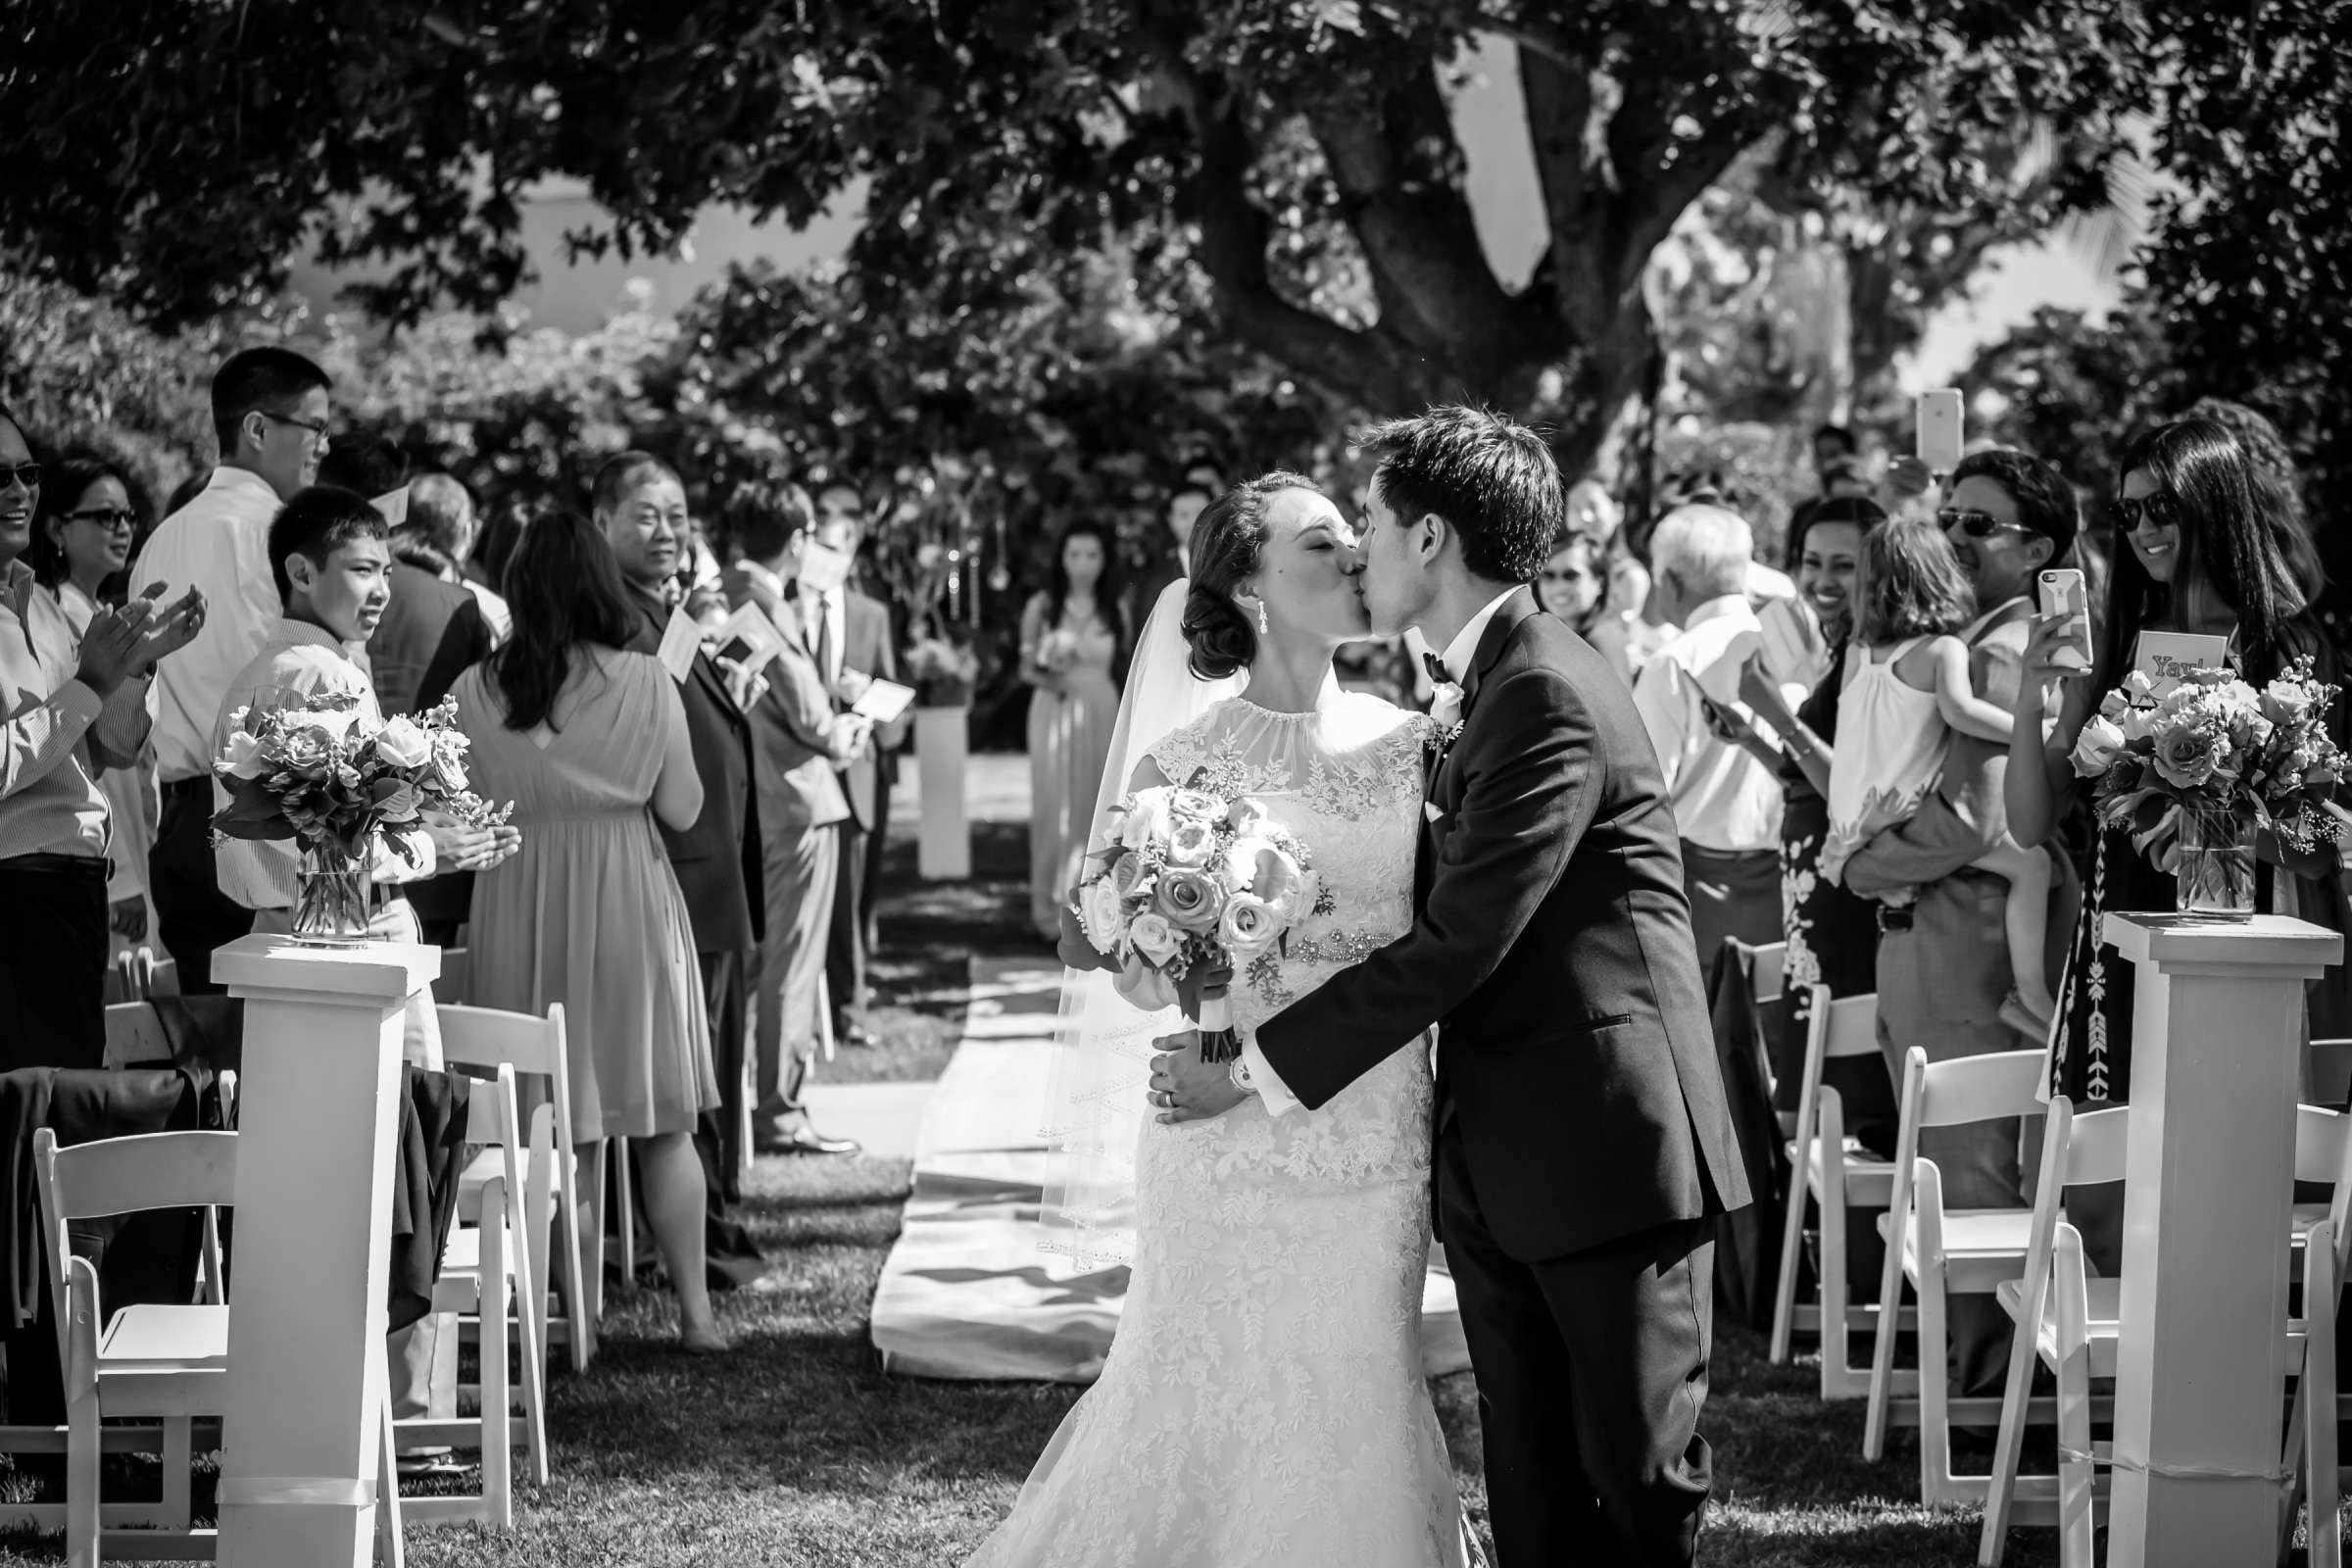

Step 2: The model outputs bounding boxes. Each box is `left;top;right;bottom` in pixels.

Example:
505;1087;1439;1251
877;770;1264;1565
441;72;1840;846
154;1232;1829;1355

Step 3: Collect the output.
1355;406;1564;585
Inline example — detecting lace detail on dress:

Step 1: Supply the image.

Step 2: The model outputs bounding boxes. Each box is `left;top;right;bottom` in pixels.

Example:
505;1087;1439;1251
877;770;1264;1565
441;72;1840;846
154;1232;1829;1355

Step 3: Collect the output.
968;687;1470;1568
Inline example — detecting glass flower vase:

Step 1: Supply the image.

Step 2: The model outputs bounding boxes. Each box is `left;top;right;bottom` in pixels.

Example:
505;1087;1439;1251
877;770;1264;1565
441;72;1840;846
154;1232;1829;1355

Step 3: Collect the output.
292;837;373;946
2175;805;2257;920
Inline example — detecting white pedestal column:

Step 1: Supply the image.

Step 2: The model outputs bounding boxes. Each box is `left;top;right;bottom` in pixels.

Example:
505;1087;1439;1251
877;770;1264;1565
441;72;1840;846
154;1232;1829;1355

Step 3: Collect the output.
211;935;439;1568
916;705;970;881
2101;912;2340;1568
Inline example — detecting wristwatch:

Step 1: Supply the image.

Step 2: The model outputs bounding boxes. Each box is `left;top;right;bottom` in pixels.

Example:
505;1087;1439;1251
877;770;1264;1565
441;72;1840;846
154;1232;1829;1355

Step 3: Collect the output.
1228;1056;1258;1096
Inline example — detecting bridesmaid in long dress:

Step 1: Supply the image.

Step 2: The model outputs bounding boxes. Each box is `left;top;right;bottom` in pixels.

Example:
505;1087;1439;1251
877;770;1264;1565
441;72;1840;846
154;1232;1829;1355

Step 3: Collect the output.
454;512;728;1352
1023;521;1125;940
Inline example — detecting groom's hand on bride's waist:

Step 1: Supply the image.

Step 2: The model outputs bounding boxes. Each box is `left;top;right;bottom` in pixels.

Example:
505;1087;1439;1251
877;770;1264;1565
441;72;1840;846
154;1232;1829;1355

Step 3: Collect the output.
1151;1036;1250;1125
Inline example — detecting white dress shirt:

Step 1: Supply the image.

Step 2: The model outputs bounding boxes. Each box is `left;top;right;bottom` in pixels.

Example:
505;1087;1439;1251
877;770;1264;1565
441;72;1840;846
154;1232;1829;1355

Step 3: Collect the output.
1632;594;1784;854
1238;584;1528;1118
131;466;287;783
212;618;433;910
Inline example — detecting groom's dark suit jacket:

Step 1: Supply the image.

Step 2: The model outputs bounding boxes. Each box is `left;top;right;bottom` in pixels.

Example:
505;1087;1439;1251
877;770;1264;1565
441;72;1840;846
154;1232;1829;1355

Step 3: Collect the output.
1256;589;1750;1261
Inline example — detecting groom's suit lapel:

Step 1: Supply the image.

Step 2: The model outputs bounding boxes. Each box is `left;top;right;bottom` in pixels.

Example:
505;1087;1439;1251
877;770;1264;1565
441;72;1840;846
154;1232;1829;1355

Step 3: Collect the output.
1421;586;1543;872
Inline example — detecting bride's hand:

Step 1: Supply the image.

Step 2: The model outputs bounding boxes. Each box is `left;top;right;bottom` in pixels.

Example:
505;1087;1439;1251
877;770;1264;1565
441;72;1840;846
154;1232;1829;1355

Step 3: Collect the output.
1150;1038;1249;1125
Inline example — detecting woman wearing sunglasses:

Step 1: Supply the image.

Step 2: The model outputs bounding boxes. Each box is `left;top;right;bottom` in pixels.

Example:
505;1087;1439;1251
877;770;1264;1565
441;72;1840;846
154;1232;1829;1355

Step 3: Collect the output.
2009;417;2346;1126
27;450;165;951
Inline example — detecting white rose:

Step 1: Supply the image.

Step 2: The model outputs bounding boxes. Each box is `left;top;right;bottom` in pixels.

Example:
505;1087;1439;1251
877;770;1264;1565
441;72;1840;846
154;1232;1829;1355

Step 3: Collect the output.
1079;876;1126;954
2069;712;2129;778
1127;911;1181;965
1117;789;1175;852
1165;818;1216;867
220;729;270;779
373;715;434;769
1217;893;1280;957
1225;798;1272;837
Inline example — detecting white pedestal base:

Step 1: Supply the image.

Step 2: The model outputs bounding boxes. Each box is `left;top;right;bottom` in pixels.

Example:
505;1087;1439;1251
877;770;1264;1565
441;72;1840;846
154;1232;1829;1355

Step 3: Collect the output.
210;936;439;1568
916;706;970;881
2100;912;2340;1568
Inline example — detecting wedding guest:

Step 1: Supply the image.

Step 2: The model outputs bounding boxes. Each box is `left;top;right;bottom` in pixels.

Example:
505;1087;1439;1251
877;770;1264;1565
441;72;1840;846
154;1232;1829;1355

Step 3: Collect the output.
2012;418;2342;1115
468;504;526;604
410;471;512;642
721;483;870;1156
2185;396;2325;608
2;404;196;1067
29;449;164;949
806;503;906;1048
317;439;495;721
1536;522;1639;685
132;345;333;989
594;452;762;1185
1021;519;1126;940
453;511;728;1351
816;482;896;957
1721;498;1885;1108
1129;464;1222;631
1829;449;2078;1393
1635;504;1786;960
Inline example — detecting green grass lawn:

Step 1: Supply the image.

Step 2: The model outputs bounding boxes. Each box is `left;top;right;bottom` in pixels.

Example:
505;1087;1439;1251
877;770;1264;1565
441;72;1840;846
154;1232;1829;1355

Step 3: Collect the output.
3;821;2076;1564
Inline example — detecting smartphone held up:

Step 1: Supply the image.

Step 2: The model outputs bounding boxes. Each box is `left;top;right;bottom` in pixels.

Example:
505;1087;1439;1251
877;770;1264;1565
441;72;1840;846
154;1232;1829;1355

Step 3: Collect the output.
1915;388;1965;474
2037;567;2091;675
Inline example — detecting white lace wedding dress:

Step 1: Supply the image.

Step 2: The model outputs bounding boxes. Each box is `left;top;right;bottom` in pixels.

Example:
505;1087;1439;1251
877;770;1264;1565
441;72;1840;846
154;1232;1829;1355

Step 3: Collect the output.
967;690;1475;1568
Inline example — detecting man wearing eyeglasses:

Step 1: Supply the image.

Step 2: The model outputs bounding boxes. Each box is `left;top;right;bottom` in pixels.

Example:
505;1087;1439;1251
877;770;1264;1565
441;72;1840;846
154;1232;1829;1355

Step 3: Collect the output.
129;346;334;991
1839;446;2082;1401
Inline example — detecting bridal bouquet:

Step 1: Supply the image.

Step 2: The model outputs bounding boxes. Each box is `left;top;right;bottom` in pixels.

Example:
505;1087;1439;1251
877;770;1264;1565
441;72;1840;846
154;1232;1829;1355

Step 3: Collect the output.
2068;657;2345;911
1071;785;1333;1061
213;693;512;861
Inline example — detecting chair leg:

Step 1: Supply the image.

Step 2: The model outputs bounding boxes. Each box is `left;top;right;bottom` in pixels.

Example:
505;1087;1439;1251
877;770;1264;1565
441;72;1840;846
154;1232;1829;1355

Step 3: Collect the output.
512;1206;550;1489
2056;1344;2096;1568
66;1380;99;1568
1770;1162;1809;1363
1820;1186;1852;1396
482;1192;514;1530
1918;1264;1958;1504
1864;1221;1908;1460
1978;1297;2044;1566
377;1355;406;1568
2308;1231;2340;1568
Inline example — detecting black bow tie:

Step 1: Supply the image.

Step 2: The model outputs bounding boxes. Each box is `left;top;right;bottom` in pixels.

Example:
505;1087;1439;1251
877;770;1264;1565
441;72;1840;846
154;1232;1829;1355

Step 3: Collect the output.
1424;650;1453;687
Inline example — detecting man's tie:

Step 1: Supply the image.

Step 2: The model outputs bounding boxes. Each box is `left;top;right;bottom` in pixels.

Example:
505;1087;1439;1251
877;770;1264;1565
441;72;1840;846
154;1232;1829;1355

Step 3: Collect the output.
811;596;835;689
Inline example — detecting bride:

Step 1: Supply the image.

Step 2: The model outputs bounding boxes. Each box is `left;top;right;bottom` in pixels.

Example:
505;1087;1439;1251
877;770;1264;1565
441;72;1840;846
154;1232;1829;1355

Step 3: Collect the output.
965;472;1476;1567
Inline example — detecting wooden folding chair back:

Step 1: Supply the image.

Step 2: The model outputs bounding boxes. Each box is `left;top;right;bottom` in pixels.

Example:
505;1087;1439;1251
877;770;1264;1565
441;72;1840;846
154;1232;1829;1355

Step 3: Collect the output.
431;945;471;1005
2312;1038;2352;1109
1742;940;1788;1006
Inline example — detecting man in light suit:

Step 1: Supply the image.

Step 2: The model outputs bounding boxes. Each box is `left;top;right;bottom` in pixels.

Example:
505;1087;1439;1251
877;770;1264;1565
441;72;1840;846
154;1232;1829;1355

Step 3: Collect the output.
804;507;908;1047
725;485;870;1155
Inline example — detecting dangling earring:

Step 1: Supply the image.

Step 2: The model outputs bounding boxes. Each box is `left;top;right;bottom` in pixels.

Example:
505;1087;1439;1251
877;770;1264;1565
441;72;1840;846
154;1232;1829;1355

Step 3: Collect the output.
1255;599;1269;636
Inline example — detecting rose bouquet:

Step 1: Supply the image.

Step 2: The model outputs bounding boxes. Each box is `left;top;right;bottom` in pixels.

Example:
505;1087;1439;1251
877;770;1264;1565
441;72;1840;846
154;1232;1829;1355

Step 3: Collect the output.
214;693;512;939
1034;628;1080;675
2068;657;2345;913
906;632;981;707
1070;784;1333;1060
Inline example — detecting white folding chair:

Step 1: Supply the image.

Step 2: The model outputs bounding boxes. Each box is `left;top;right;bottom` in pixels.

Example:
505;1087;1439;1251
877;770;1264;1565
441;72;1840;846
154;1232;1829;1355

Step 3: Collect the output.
438;1002;595;1372
388;1064;546;1525
2313;1037;2352;1109
101;1001;172;1068
1980;1099;2351;1566
1769;988;1904;1395
1746;940;1788;1006
29;1128;399;1567
1864;1046;2048;1501
430;945;471;1006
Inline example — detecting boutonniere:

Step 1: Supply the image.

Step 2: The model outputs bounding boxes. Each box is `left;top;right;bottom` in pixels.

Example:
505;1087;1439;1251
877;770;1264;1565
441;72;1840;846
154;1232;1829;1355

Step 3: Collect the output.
1429;681;1465;732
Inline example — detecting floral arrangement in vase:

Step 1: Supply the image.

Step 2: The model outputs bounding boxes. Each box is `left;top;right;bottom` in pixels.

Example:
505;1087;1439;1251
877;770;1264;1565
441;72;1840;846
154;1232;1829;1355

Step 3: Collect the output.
2067;657;2346;916
1069;784;1332;1060
213;693;511;944
906;633;983;708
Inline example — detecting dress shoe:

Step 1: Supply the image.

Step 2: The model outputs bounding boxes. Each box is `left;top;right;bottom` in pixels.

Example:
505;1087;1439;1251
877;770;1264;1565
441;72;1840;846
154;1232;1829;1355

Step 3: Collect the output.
758;1125;861;1156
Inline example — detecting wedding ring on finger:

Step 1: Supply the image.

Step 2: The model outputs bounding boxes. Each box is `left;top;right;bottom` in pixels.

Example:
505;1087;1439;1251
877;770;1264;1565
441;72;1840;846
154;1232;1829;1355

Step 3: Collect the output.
1150;1090;1173;1109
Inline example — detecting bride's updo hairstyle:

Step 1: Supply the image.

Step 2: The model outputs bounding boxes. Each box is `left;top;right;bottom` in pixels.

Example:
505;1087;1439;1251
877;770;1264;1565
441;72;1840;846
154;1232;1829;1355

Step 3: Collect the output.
1180;470;1320;681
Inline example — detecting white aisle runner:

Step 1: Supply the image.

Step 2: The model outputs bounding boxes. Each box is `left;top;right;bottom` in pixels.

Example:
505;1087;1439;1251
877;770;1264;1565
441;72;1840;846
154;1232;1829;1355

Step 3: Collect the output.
869;956;1473;1381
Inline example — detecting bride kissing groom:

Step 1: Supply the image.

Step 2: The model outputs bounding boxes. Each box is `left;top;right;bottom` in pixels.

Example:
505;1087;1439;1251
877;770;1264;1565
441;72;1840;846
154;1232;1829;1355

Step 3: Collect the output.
969;407;1750;1568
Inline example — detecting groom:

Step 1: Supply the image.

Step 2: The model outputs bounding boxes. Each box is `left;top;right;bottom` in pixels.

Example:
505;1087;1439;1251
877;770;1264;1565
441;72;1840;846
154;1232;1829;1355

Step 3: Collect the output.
1154;408;1750;1566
